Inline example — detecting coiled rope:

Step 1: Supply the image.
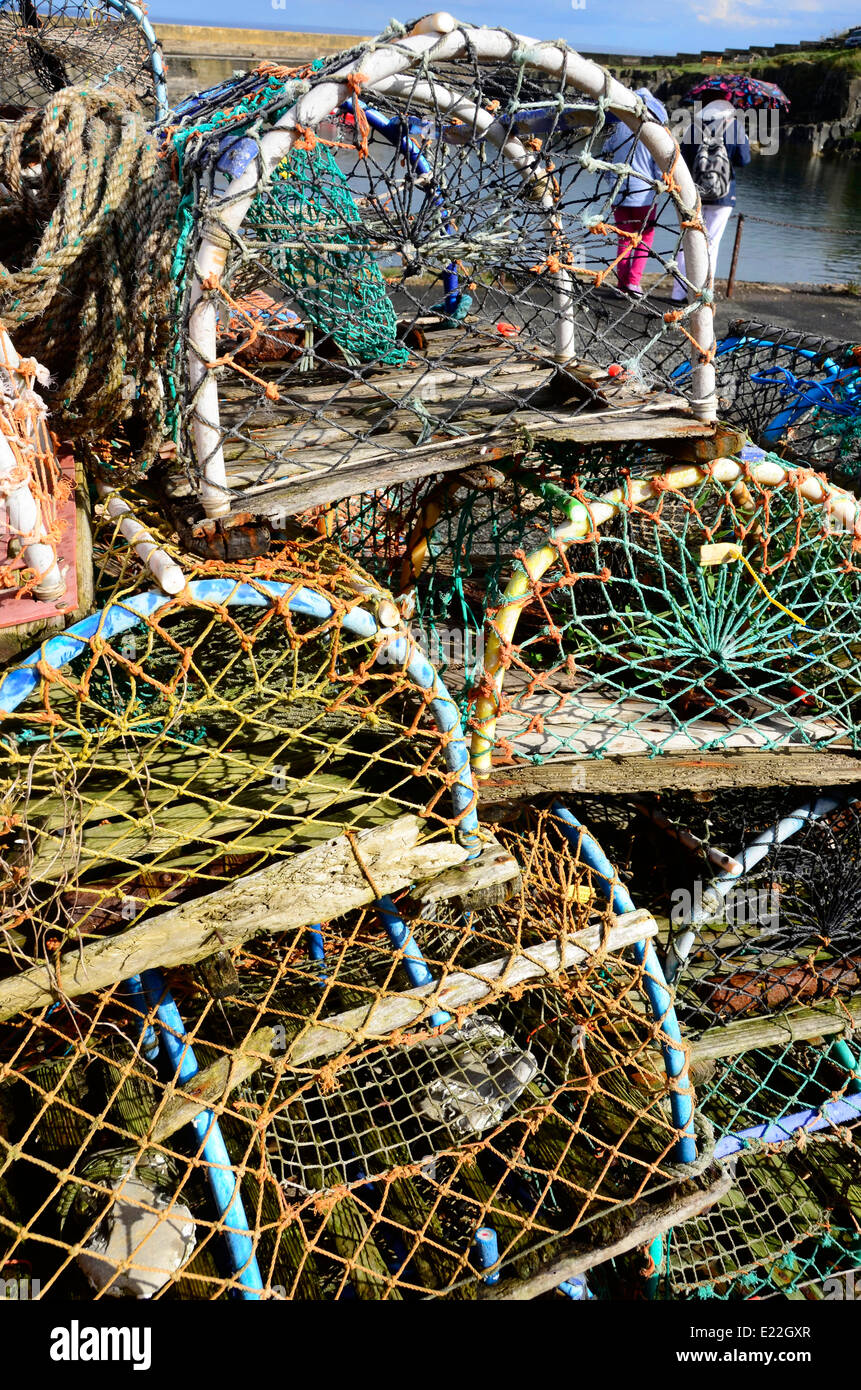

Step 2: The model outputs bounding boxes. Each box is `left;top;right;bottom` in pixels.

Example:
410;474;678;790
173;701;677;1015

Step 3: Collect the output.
0;87;179;468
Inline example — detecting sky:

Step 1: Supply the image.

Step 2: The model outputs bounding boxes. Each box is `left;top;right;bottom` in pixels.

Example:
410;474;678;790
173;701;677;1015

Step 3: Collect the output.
150;0;860;55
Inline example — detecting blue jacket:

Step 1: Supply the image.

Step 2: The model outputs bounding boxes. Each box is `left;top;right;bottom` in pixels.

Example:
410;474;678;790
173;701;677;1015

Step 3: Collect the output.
601;89;669;210
680;115;751;208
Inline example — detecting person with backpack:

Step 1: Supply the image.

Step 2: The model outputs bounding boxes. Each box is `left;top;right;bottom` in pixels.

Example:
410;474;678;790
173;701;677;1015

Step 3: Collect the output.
671;98;751;303
600;87;669;297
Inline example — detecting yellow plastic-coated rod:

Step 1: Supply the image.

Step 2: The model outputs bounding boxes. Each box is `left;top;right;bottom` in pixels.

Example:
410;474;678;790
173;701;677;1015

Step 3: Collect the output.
469;457;861;775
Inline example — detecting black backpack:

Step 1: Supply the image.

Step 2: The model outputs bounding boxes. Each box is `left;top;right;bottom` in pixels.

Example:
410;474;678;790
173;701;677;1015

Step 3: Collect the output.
692;119;733;204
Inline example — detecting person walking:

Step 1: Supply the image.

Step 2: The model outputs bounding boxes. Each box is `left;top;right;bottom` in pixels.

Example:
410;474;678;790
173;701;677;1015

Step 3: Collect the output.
601;87;668;297
672;98;751;303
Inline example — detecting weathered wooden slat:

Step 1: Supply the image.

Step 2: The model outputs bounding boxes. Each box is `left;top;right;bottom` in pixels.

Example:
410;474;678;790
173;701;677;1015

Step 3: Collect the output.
218;353;544;413
0;816;468;1024
476;1167;734;1300
223;395;695;476
130;912;657;1144
199;408;713;521
406;834;521;913
491;688;847;762
689;995;861;1065
478;748;861;802
279;908;657;1071
220;370;568;458
218;355;660;430
150;1025;279;1146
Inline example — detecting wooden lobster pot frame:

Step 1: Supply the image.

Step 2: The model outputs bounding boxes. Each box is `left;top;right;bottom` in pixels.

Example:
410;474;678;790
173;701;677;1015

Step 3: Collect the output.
177;13;718;529
0;577;710;1297
322;447;861;796
0;325;93;664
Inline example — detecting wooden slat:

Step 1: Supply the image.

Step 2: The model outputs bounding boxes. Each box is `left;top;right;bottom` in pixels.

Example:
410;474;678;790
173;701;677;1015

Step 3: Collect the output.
490;688;848;762
478;748;861;802
477;1168;734;1300
265;908;658;1073
143;909;658;1142
0;815;468;1024
186;407;713;521
689;995;861;1064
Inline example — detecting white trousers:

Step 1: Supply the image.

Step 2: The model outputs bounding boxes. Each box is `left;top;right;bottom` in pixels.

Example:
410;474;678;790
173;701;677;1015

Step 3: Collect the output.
671;202;734;301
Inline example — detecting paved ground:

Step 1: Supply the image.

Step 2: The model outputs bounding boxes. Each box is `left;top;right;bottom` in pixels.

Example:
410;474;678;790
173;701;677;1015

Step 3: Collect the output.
711;282;861;343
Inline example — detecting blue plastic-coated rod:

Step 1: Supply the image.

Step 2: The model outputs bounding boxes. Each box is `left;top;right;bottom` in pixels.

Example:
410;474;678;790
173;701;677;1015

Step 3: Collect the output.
306;925;328;985
376;895;450;1028
122;974;160;1062
692;797;841;924
550;802;697;1165
375;632;479;853
307;926;326;960
104;0;170;122
0;579;480;850
139;969;264;1299
558;1277;591;1300
473;1227;500;1284
715;1090;861;1160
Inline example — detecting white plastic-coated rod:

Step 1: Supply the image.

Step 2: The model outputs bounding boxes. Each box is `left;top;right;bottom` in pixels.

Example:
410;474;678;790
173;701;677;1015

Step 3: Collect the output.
0;431;63;599
188;18;716;514
97;485;187;595
407;11;457;34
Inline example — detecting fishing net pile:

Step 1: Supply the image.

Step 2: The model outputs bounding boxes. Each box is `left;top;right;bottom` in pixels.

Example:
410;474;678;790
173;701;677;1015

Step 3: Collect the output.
0;0;164;115
0;88;179;458
2;9;861;1306
162;20;716;522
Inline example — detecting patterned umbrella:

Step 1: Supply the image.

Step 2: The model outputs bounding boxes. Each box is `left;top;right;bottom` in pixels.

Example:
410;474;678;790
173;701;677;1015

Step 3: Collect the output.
683;74;790;111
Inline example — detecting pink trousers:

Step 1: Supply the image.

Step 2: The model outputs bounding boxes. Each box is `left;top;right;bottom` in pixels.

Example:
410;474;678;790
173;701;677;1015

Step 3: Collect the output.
614;203;658;291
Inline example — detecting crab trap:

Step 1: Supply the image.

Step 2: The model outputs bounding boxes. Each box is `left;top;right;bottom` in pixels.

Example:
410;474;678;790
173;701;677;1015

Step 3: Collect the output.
648;1042;861;1302
156;12;728;543
321;440;861;794
664;319;861;486
0;632;719;1307
0;0;167;118
553;786;861;1301
656;789;861;1301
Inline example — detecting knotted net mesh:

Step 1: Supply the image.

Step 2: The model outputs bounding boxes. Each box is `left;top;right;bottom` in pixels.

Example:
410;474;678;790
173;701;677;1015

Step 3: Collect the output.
163;24;714;520
0;775;705;1298
578;788;861;1300
0;0;162;115
325;449;861;767
652;320;861;485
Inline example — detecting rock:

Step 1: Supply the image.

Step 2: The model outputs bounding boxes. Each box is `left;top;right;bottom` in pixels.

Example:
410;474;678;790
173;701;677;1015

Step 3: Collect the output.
77;1176;196;1298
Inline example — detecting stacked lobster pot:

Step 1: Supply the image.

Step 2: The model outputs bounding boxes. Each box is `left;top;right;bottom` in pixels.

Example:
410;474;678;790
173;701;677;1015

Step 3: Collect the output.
0;6;860;1304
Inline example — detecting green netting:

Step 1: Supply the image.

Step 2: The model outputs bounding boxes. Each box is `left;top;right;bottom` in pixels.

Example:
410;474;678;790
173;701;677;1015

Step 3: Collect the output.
247;145;408;368
163;26;720;515
330;451;861;765
662;1140;861;1300
658;1042;861;1300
